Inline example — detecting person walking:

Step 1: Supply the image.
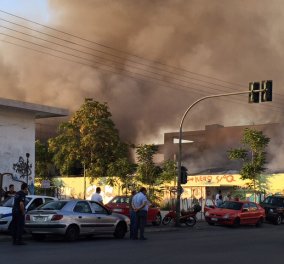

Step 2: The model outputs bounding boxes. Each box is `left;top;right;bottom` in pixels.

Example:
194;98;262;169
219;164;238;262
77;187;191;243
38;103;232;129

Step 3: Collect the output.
11;182;28;245
129;190;137;239
91;187;103;205
132;187;149;240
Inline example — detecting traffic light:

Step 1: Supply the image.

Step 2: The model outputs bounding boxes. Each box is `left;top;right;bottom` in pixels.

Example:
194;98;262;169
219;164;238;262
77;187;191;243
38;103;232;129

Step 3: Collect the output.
261;80;273;102
181;166;188;184
249;82;260;103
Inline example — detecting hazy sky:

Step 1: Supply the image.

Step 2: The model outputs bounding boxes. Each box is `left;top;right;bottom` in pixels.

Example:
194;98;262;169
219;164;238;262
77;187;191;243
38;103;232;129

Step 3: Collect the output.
0;0;283;144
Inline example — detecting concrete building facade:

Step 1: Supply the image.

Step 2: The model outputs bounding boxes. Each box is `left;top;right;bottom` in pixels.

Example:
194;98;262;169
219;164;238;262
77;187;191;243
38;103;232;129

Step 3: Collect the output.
0;98;68;194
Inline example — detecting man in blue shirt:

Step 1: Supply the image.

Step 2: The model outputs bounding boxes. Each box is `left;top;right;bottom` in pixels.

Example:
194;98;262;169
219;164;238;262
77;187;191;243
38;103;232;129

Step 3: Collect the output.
132;187;149;240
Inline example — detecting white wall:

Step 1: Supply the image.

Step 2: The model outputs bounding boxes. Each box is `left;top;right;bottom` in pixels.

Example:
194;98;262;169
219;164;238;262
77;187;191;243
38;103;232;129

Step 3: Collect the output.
0;108;35;193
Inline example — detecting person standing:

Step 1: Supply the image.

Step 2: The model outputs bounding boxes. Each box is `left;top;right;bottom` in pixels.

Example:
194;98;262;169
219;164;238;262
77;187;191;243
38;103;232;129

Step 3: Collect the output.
215;190;223;207
129;190;137;239
11;182;28;245
91;187;103;204
132;187;149;240
4;184;16;199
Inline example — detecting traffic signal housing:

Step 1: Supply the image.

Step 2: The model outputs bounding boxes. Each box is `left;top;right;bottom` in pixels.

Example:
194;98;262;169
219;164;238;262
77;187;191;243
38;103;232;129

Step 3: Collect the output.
181;166;188;184
249;82;260;103
261;80;272;102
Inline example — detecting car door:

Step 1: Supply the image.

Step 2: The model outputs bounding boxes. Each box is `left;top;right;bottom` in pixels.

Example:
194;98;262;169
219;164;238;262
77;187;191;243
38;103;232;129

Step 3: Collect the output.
249;202;260;224
73;201;94;234
89;201;117;234
240;203;251;224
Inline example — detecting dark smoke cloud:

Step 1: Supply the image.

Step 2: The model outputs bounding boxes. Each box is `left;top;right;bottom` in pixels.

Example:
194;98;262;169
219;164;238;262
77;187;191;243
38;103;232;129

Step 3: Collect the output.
0;0;284;148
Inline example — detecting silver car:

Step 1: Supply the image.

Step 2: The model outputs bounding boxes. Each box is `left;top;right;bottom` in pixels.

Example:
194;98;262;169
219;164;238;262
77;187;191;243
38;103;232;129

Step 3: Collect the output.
25;200;130;241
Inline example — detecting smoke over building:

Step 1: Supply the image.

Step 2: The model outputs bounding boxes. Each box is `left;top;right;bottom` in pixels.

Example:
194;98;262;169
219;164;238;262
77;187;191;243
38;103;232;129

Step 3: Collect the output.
0;1;283;148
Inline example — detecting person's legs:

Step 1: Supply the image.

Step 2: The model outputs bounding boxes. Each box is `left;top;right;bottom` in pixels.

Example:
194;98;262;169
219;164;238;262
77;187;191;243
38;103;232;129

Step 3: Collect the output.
11;216;17;244
133;211;139;239
139;211;147;239
17;215;25;242
130;210;137;239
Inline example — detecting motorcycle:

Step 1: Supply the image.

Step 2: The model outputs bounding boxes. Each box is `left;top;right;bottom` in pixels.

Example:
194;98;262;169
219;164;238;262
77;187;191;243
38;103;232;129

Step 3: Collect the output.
162;204;201;227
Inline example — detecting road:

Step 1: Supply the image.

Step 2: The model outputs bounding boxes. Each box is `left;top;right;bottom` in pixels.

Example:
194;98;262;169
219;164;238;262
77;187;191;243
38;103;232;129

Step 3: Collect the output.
0;222;283;264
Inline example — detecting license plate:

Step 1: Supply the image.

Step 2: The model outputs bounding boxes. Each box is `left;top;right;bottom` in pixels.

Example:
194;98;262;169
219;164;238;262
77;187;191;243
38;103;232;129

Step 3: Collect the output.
34;216;47;222
211;217;218;221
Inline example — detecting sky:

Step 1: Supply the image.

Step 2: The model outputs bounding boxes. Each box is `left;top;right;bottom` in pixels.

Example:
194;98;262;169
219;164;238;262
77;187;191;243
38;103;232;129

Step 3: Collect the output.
0;0;283;146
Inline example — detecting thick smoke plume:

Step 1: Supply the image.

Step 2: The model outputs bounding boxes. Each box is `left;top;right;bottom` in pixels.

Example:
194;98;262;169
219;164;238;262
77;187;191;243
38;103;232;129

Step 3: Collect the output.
0;1;284;170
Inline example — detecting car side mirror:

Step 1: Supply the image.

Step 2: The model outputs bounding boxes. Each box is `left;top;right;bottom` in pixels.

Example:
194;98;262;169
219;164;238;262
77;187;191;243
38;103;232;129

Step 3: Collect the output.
242;208;249;212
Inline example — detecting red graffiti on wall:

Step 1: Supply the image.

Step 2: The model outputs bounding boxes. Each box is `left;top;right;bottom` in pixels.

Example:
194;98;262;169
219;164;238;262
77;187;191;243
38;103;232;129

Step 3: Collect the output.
187;175;236;184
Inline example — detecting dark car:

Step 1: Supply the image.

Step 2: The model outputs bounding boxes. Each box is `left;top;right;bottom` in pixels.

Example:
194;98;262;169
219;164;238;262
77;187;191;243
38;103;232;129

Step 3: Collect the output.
260;195;284;225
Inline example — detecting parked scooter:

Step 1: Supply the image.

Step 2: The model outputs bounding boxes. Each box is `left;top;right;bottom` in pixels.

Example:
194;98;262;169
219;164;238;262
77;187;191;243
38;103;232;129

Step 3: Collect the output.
162;204;201;227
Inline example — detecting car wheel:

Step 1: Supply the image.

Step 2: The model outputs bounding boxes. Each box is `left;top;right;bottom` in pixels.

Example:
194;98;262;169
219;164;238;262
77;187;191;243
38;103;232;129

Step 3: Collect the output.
274;215;282;225
65;225;80;242
185;216;196;227
207;222;215;226
255;218;263;227
162;216;172;225
32;234;46;241
152;213;162;226
114;222;126;239
233;218;240;228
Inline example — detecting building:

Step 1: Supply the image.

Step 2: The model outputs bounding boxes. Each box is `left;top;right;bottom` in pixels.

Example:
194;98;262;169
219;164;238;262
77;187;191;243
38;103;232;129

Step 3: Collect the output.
161;123;284;208
0;97;68;195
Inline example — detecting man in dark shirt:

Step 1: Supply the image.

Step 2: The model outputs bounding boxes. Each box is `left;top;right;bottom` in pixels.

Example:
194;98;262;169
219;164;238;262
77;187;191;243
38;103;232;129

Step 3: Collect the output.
11;183;28;245
4;184;16;199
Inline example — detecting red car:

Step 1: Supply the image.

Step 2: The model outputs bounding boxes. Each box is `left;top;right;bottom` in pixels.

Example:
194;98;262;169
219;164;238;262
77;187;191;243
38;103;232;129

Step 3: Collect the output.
106;196;162;226
205;200;265;227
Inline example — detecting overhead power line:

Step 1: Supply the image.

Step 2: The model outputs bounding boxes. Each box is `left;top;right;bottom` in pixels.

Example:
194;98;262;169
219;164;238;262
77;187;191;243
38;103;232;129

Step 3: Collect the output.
1;37;283;116
0;9;283;113
0;9;246;88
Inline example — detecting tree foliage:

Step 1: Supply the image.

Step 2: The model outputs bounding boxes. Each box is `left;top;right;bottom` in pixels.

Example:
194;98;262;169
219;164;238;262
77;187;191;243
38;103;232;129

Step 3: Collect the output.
135;144;177;203
48;99;128;179
107;157;137;194
227;128;270;198
35;140;55;179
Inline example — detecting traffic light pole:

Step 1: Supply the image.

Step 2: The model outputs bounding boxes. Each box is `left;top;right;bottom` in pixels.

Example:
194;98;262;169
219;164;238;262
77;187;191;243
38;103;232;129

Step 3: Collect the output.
175;89;261;226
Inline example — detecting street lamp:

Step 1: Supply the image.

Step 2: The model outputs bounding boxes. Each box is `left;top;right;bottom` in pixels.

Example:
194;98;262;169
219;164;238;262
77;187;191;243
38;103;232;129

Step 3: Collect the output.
176;90;253;226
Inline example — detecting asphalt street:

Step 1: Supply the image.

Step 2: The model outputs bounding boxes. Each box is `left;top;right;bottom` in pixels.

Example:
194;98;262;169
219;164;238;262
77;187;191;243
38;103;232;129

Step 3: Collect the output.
0;221;283;264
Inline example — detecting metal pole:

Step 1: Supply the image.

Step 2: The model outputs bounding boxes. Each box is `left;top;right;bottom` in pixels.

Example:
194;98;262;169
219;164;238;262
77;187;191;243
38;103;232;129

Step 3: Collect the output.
83;163;86;200
26;153;30;185
175;90;252;226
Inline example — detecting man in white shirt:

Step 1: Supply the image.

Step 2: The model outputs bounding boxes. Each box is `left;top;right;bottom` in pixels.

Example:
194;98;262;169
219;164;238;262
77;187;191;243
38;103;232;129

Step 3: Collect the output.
91;187;103;204
132;187;149;240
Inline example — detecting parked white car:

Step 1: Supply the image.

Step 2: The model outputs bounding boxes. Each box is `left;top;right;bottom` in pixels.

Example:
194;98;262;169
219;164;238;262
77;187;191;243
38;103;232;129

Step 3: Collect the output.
0;195;57;232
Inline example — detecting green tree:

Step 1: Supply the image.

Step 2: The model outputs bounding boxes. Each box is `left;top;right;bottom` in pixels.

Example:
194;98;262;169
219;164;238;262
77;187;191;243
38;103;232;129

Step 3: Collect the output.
48;99;128;179
35;140;58;179
107;157;137;195
135;144;163;203
227;128;270;201
160;160;177;183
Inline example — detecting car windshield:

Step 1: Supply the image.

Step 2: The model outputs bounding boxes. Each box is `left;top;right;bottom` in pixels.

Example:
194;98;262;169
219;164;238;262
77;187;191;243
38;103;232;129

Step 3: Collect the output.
0;197;32;207
219;201;243;210
0;197;14;207
263;196;284;206
37;201;67;210
109;197;129;204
